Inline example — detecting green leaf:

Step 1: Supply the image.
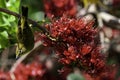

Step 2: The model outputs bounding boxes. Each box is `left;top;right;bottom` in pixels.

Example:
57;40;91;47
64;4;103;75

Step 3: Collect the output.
7;0;20;12
8;16;16;22
0;31;9;49
0;0;19;50
2;16;11;26
0;0;6;8
30;11;45;21
0;31;8;39
67;73;85;80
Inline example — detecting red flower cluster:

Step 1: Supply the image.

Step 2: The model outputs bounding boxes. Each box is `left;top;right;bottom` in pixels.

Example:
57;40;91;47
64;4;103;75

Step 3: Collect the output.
83;67;116;80
0;71;11;80
0;62;46;80
43;0;77;17
42;15;106;75
13;62;45;80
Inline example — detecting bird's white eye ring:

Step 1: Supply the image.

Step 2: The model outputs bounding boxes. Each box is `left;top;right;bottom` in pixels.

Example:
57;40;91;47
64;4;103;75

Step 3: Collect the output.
18;49;22;54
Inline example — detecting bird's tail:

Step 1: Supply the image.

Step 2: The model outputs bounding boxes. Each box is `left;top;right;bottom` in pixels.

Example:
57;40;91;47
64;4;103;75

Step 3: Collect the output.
21;6;28;19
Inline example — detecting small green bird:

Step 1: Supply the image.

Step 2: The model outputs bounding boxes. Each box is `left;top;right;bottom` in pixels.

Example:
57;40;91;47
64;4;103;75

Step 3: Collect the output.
16;6;34;58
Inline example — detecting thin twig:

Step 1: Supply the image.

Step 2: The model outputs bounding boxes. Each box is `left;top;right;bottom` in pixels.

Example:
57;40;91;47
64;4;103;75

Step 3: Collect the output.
0;8;20;17
10;40;43;80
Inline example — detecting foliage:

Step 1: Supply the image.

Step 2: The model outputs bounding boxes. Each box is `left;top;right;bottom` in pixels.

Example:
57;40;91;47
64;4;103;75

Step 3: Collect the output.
67;73;85;80
0;0;19;50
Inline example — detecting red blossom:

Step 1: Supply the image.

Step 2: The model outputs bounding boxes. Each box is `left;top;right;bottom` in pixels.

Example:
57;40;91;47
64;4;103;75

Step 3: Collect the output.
13;62;46;80
0;71;11;80
43;0;77;17
41;15;106;75
81;44;92;55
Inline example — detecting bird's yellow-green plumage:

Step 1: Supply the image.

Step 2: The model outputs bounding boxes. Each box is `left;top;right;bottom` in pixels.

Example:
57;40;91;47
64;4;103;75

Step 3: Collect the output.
16;6;34;58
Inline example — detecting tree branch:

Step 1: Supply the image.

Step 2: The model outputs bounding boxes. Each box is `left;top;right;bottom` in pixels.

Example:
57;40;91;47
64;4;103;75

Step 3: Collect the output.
0;7;58;41
0;7;48;34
